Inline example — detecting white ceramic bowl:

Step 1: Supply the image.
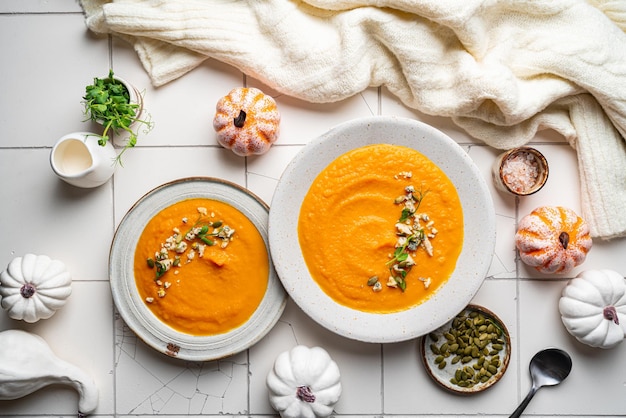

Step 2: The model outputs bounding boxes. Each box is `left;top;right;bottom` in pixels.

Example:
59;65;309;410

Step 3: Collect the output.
109;177;287;361
269;116;496;343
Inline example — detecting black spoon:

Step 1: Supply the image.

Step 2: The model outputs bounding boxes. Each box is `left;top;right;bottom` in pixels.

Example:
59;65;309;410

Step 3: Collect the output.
509;348;572;417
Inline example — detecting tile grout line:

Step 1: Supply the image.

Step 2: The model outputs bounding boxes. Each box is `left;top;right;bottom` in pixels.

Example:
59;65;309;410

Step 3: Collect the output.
514;194;522;408
242;72;253;416
108;33;114;71
108;32;119;418
0;11;84;16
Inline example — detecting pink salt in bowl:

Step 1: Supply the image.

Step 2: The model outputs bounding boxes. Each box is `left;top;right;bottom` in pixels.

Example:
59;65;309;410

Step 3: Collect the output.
492;147;549;196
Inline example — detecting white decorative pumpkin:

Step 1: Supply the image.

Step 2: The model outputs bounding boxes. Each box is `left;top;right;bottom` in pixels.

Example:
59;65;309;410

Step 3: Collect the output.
0;254;72;323
559;269;626;349
267;345;342;418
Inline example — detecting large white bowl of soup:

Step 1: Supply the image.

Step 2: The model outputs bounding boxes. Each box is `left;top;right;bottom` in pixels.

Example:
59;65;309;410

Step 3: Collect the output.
269;116;495;343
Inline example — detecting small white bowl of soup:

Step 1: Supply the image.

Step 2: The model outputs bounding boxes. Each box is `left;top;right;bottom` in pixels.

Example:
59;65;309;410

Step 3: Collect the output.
110;177;287;361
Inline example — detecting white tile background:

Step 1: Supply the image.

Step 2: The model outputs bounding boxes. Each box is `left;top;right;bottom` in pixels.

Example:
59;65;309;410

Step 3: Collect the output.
1;2;625;417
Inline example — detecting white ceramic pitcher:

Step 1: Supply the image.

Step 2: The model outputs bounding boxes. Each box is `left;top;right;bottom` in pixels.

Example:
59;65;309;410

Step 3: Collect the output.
50;132;117;188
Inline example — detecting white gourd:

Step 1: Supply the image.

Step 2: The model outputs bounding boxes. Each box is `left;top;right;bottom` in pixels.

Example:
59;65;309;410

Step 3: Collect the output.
0;329;99;417
267;345;342;418
0;254;72;322
559;269;626;349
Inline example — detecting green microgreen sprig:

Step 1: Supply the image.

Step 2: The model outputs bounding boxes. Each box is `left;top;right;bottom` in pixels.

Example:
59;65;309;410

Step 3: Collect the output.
368;186;430;292
83;69;153;166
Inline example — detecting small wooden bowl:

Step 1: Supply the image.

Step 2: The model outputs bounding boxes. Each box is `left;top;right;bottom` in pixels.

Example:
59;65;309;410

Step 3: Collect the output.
492;147;549;196
420;304;511;394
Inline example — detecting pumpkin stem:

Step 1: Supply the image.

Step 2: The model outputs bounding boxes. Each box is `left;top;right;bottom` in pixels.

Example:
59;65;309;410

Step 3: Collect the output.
603;306;619;325
233;110;247;128
296;385;316;403
558;232;569;249
20;283;36;299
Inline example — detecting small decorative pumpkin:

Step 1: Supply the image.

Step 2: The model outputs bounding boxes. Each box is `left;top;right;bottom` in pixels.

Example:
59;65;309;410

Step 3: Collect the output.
0;254;72;323
267;345;342;418
213;87;280;156
515;206;592;274
559;269;626;349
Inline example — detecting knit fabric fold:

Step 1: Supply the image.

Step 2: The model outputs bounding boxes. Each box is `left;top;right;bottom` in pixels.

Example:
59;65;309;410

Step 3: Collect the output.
80;0;626;239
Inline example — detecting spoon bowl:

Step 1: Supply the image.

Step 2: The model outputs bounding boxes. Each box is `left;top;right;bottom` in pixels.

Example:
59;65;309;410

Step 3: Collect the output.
509;348;572;418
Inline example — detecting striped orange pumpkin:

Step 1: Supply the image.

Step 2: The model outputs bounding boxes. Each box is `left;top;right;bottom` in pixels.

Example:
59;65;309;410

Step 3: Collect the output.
213;87;280;156
515;206;592;274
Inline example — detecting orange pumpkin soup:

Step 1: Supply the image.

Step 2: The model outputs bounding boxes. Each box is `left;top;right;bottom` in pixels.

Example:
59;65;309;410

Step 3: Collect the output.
298;144;463;314
134;198;268;335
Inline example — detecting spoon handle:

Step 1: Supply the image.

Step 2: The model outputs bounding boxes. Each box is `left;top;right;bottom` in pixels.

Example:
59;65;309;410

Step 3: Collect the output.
509;386;538;418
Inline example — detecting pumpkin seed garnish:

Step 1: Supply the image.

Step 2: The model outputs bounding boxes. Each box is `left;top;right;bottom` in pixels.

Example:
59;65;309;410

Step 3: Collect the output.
367;276;380;286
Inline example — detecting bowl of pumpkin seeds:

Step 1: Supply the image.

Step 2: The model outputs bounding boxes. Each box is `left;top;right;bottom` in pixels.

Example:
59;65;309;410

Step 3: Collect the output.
420;304;511;394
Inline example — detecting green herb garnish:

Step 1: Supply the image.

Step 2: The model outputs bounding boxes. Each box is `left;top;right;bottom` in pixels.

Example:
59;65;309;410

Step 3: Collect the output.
146;208;236;282
373;185;436;292
83;69;153;165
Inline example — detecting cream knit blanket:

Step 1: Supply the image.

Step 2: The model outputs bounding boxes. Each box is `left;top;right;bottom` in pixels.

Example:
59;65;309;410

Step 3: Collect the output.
80;0;626;240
